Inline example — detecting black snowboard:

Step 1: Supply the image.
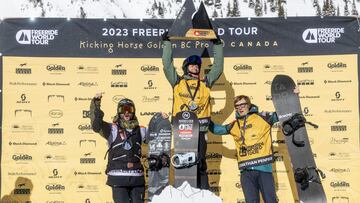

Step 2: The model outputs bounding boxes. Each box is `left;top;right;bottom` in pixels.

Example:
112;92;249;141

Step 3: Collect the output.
147;112;172;201
172;111;199;188
271;75;326;203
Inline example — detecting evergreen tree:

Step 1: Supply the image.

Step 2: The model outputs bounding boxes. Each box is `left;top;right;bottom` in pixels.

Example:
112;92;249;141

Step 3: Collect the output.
278;0;285;17
226;1;232;17
351;0;359;15
233;0;241;16
255;0;263;16
264;1;268;14
249;0;255;8
316;2;322;16
80;7;86;18
344;0;350;16
212;9;219;17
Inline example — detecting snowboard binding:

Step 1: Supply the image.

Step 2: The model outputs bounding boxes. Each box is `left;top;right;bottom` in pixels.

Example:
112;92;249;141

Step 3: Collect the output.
294;166;326;190
171;152;198;169
282;113;318;147
147;153;170;171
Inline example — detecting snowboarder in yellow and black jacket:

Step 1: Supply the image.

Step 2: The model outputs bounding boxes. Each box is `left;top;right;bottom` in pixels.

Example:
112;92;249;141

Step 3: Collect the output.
209;95;278;203
161;32;224;189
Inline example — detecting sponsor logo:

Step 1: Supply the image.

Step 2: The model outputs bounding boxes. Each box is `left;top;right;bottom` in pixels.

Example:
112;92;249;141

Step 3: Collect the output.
77;65;99;74
230;81;256;86
233;64;252;73
324;109;352;113
144;80;157;90
49;109;63;118
74;97;92;102
78;123;93;133
17;94;30;104
263;64;285;72
16;29;58;45
49;169;63;179
15;63;32;74
14;109;32;117
9;141;37;146
329;152;350;160
9;81;37;86
299;95;320;99
44;154;66;163
48;122;64;134
42;82;70;86
111;81;128;88
46;64;65;74
327;62;347;72
297;79;314;85
142;96;160;103
8;171;37;176
330;137;349;144
324;79;352;84
331;196;349;203
205;153;223;161
48;95;65;102
76;184;99;192
78;82;98;87
330;168;350;173
302;28;344;43
141;65;159;74
303;107;314;117
14;183;31;195
12;154;32;161
140;112;157;116
112;95;125;103
74;171;102;176
46;141;67;146
80;152;96;164
207;169;222;175
331;91;345;102
79;139;97;147
330;181;350;188
45;184;65;192
83;110;90;118
331;120;347;131
11;124;34;133
112;64;127;75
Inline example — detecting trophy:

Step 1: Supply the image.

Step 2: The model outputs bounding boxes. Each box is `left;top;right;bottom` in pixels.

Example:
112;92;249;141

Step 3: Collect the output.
168;0;217;40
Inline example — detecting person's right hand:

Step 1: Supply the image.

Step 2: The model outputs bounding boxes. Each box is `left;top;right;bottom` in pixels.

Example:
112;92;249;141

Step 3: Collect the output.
161;31;170;41
94;92;104;99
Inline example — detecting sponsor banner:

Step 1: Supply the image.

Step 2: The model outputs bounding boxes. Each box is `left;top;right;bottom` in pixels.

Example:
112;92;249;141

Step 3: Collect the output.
0;17;359;203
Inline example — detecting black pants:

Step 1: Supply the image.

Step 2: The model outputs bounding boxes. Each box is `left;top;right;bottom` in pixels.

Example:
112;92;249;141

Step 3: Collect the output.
240;170;277;203
112;186;145;203
197;131;209;189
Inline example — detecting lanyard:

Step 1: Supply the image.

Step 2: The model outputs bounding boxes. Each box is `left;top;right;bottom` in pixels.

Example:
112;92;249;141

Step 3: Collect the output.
236;116;247;145
185;79;200;102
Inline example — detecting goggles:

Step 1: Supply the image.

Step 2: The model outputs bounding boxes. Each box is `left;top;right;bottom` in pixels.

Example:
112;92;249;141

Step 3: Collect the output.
118;105;135;114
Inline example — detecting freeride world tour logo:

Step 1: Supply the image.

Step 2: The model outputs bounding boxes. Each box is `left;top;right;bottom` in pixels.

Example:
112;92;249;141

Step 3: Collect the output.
16;29;58;45
302;28;344;43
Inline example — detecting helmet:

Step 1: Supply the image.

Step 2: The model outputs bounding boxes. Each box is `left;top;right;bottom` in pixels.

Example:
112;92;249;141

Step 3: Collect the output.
117;98;135;115
182;55;202;75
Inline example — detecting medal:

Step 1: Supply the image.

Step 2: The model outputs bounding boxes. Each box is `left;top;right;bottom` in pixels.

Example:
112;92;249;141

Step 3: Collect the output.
188;100;198;111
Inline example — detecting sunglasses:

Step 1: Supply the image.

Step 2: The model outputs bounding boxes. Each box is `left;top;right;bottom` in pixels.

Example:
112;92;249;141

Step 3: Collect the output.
118;105;135;114
234;103;248;108
185;55;202;65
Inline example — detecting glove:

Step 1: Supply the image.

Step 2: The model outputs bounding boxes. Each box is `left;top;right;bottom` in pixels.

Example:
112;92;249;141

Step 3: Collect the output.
161;31;170;41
